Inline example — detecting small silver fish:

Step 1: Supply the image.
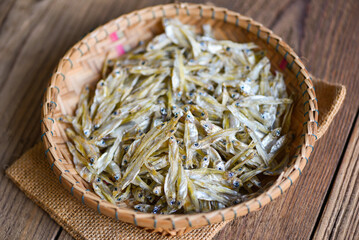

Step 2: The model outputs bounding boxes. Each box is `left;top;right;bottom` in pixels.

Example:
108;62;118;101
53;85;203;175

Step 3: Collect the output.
65;18;293;214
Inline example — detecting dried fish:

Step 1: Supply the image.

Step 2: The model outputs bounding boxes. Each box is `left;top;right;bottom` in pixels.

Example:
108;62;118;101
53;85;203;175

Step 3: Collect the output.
65;18;293;214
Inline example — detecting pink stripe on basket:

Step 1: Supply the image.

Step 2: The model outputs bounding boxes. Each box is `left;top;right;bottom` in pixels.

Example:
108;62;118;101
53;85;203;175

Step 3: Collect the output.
279;58;288;70
116;44;126;56
109;32;119;42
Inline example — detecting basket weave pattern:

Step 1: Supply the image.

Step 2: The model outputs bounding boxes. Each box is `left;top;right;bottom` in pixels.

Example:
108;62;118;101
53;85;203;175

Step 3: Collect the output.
41;3;318;235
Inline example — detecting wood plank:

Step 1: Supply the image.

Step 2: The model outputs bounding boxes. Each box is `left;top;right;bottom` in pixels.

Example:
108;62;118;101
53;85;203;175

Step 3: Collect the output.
55;1;359;239
0;175;59;240
0;0;16;28
313;113;359;240
0;1;64;238
0;1;170;240
57;230;74;240
175;0;359;239
0;0;358;239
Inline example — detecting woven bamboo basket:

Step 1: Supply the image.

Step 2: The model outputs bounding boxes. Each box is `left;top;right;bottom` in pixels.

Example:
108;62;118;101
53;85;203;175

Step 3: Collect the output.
41;3;318;236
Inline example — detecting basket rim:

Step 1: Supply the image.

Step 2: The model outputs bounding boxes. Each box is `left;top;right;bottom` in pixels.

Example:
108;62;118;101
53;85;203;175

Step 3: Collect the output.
41;2;318;234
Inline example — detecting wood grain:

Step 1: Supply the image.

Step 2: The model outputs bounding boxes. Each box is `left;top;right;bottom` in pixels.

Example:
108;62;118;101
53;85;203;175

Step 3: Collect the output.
180;0;359;240
57;230;75;240
313;113;359;240
0;1;170;240
0;0;358;239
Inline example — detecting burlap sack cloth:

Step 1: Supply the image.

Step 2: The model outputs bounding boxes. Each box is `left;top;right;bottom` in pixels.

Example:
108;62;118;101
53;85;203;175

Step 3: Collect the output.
5;79;345;240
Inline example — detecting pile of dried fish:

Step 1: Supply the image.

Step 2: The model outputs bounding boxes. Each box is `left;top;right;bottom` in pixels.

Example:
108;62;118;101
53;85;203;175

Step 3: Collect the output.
63;18;293;214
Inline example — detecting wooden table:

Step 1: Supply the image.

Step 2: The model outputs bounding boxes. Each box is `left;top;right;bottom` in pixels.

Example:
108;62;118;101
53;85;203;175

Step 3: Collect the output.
0;0;358;239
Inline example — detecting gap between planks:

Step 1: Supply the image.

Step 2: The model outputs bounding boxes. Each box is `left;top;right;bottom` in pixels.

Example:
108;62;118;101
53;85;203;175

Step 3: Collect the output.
311;109;359;240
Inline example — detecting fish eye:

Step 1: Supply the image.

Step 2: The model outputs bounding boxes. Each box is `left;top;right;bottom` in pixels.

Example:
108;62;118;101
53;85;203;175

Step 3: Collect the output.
226;47;231;51
170;136;174;140
233;181;240;187
170;129;174;133
203;157;208;161
194;143;199;147
123;160;128;164
118;197;122;201
90;158;94;163
232;94;236;98
138;193;143;198
218;167;223;170
114;187;118;191
114;176;119;180
170;199;176;205
182;155;186;159
97;178;101;182
201;112;205;116
228;172;234;177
